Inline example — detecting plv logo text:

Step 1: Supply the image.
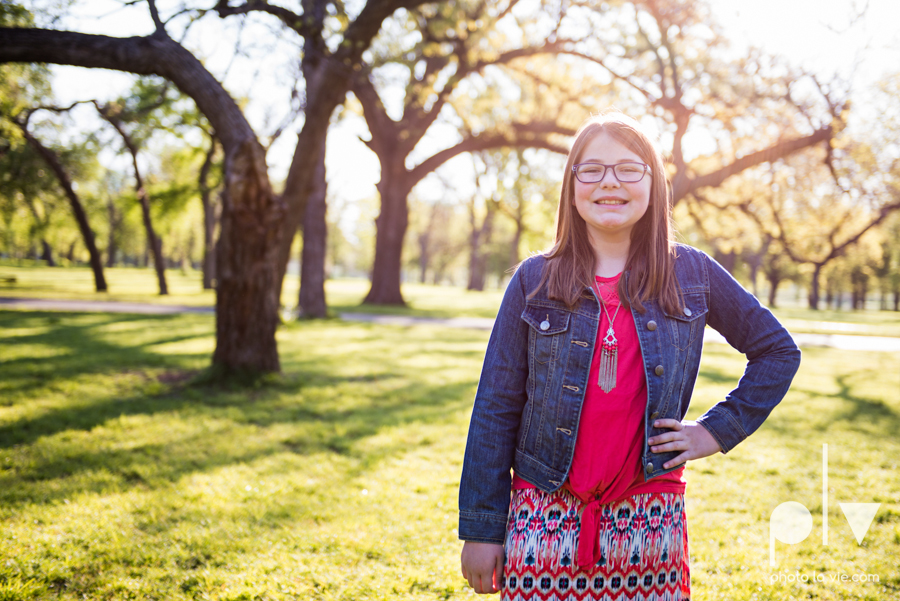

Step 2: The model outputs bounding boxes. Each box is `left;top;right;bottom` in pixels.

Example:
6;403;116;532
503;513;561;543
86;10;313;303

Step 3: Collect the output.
769;444;880;567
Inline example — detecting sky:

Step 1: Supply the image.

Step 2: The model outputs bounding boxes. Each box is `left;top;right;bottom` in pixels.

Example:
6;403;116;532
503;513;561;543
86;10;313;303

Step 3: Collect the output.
47;0;900;205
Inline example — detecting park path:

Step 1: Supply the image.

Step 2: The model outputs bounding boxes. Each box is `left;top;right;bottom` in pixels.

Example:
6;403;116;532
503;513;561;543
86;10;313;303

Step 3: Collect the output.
0;297;213;314
338;313;900;353
3;297;900;352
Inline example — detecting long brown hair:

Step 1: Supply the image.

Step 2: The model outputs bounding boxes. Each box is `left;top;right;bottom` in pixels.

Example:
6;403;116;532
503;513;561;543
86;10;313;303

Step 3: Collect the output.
531;113;682;314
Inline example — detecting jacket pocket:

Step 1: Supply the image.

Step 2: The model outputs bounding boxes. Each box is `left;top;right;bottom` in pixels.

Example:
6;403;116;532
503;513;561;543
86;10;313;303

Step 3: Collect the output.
519;304;571;454
521;305;571;365
663;291;708;351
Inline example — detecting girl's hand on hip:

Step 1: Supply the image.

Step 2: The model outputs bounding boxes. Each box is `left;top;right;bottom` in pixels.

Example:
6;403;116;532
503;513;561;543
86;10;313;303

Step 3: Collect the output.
461;541;504;594
648;419;722;469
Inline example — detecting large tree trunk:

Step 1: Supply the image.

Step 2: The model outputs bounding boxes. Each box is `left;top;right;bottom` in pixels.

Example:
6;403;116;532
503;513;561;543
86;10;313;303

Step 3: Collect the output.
808;264;823;310
298;136;328;318
273;60;347;304
364;170;412;305
199;136;218;290
19;126;107;291
213;139;282;373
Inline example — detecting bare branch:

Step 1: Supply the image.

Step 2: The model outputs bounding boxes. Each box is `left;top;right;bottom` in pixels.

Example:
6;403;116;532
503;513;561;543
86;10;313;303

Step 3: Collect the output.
147;0;167;37
408;122;571;184
214;0;311;36
0;28;258;155
675;126;833;202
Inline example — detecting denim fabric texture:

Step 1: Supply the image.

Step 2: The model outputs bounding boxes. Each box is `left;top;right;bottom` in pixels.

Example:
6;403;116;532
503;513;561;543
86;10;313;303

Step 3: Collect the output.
458;244;802;544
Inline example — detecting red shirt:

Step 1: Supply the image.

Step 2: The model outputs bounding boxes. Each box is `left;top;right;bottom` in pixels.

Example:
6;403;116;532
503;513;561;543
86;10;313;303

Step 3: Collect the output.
512;273;685;565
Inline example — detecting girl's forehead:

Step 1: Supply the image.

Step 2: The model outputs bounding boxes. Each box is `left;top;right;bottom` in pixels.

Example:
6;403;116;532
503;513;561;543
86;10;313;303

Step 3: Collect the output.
577;132;644;162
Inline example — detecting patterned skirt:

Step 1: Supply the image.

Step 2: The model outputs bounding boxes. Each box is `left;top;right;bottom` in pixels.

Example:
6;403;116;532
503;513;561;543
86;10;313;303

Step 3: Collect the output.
502;488;690;601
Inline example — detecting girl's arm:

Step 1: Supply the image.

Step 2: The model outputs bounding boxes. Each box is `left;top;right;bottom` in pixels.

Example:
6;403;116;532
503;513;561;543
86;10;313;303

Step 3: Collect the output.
695;250;802;454
458;262;531;545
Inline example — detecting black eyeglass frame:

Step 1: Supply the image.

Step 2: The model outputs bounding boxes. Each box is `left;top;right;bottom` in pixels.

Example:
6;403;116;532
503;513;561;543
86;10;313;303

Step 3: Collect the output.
572;162;652;184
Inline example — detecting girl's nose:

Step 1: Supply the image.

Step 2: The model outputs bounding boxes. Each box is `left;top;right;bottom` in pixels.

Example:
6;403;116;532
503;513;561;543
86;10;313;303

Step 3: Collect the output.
599;168;620;187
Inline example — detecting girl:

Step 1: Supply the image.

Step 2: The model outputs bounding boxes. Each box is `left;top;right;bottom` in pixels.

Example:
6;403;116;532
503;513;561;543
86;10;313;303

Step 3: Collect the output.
458;113;801;600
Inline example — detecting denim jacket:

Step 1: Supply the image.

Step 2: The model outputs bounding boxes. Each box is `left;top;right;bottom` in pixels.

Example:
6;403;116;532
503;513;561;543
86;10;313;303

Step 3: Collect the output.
458;244;801;544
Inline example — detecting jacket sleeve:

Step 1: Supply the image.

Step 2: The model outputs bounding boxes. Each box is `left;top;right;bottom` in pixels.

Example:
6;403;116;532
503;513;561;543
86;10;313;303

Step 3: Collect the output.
695;251;802;454
458;261;531;544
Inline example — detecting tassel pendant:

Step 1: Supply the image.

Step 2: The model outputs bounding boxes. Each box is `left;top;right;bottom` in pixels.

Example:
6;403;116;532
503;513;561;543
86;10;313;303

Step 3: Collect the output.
598;325;618;392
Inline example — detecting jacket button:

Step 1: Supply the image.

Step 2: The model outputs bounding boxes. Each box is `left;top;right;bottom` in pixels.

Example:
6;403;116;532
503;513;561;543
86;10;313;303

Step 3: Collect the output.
650;411;659;420
647;320;657;331
683;307;692;317
540;320;550;330
654;365;664;376
645;462;655;473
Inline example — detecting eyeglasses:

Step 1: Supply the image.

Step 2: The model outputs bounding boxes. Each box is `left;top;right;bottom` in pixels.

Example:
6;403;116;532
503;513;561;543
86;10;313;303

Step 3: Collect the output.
572;162;651;184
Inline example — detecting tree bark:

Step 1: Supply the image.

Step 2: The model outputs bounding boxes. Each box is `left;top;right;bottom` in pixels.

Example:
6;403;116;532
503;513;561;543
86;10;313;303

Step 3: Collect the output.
19;126;107;291
298;135;328;318
417;230;430;284
213;138;281;372
808;264;823;310
40;240;55;266
364;164;413;305
272;21;350;302
106;198;119;268
199;136;218;290
766;274;781;308
0;27;283;373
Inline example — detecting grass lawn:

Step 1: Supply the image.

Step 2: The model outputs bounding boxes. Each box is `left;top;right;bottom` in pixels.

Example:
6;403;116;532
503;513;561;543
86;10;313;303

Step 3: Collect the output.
1;308;898;600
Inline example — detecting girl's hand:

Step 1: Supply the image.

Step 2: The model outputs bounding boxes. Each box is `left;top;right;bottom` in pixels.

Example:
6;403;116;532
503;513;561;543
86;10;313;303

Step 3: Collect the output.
648;419;722;469
461;541;504;594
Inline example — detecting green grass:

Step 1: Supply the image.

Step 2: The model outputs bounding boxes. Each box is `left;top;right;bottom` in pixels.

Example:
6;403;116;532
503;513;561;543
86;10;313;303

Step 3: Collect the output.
1;308;898;600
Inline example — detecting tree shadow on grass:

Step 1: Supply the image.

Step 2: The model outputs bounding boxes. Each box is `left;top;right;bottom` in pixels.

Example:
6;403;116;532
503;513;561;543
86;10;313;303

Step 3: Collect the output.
760;372;900;440
0;312;480;508
829;372;900;433
0;311;214;399
0;376;474;508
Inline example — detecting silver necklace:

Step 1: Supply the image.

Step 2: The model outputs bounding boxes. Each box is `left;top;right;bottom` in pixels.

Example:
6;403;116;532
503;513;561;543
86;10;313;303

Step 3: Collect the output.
596;280;621;393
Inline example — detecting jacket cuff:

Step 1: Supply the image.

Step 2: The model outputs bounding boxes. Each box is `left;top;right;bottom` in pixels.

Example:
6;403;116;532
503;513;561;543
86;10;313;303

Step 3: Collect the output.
458;511;508;544
696;405;748;454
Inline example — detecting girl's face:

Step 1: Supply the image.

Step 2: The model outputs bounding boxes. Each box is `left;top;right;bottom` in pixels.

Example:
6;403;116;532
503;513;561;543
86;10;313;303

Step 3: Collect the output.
573;132;651;242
